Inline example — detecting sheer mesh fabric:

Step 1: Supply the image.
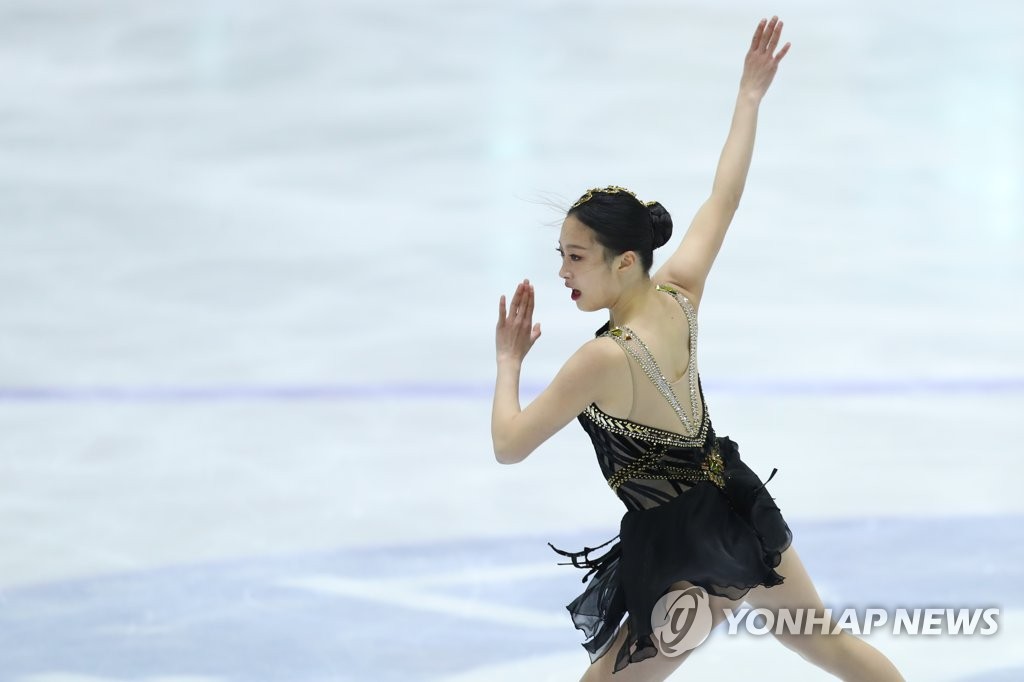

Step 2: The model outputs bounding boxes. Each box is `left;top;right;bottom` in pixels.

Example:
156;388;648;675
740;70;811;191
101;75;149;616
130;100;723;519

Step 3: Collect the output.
580;404;706;511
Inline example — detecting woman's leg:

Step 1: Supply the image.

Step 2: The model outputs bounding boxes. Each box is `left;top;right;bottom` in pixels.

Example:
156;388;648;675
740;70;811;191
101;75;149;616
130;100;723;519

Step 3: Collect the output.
742;545;905;681
579;585;743;682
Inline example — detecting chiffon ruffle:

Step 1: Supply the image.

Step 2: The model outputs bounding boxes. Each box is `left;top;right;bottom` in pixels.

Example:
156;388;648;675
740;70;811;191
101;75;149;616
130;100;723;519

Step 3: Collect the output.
549;435;793;673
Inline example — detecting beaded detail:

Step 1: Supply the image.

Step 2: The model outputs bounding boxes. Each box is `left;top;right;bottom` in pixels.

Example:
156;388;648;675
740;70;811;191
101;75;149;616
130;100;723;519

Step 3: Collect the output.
606;439;726;492
571;184;658;210
603;284;703;437
581;402;709;449
587;283;726;492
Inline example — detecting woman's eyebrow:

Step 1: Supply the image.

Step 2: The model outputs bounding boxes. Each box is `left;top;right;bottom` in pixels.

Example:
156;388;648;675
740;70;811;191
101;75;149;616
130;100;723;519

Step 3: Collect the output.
558;243;589;250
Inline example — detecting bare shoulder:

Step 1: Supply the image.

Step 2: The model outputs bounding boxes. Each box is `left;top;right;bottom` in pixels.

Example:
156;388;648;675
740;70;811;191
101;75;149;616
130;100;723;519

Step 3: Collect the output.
572;335;631;404
575;335;630;372
652;278;703;315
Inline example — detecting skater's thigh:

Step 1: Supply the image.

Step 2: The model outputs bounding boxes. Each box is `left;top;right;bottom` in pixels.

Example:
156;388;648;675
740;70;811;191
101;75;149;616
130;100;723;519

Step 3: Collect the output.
743;544;825;612
739;544;858;665
580;582;742;682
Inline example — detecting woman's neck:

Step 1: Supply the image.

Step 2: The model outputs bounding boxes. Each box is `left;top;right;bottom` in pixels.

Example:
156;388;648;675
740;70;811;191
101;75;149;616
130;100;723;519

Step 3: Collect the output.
608;278;656;328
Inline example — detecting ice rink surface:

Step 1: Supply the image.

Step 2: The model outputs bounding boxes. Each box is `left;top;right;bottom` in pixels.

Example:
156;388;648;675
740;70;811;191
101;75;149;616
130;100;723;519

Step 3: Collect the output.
1;0;1022;679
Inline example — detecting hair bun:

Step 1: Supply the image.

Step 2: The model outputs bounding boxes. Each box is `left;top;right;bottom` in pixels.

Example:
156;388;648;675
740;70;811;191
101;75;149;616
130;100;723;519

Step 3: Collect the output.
647;202;673;249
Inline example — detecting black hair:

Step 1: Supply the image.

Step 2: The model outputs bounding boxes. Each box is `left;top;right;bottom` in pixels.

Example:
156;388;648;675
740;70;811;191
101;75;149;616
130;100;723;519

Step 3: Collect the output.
566;189;673;274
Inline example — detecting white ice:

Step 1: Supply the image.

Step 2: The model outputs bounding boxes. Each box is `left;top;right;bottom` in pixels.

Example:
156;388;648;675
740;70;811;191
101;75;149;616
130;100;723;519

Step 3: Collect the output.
1;0;1022;680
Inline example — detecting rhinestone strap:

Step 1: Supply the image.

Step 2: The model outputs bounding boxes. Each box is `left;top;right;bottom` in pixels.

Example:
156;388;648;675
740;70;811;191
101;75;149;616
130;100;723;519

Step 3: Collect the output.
603;284;702;437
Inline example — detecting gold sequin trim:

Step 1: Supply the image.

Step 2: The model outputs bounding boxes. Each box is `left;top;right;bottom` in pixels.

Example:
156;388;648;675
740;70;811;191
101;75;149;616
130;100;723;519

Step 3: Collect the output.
605;448;662;490
582;403;709;448
607;440;727;491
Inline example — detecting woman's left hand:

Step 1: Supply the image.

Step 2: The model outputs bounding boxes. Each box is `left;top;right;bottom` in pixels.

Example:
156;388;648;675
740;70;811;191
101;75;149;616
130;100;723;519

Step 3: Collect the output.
740;15;791;100
496;279;542;363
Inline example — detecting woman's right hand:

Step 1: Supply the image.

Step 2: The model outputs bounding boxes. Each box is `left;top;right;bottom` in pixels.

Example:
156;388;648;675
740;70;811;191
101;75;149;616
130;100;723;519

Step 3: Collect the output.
739;16;791;100
496;279;541;364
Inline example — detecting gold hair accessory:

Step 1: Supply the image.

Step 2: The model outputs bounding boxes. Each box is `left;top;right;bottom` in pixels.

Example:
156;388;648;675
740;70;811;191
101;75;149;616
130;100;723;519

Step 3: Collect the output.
572;185;657;210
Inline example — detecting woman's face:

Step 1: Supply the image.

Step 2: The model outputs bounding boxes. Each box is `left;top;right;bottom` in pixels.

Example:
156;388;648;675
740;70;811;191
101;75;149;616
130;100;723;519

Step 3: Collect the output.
557;214;615;311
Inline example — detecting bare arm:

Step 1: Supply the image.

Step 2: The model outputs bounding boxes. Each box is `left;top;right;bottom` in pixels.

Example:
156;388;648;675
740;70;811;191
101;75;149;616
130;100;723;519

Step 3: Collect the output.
491;279;619;463
653;16;791;302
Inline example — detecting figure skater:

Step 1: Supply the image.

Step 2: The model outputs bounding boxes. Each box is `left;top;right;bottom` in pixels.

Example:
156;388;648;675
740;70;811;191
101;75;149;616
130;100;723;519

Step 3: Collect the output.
491;16;905;682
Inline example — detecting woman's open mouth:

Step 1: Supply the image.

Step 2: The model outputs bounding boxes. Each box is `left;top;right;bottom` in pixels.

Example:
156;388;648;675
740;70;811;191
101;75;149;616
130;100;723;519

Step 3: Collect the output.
571;289;581;301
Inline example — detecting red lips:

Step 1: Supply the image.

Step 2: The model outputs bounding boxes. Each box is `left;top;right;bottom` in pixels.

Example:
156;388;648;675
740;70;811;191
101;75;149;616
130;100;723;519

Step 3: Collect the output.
571;289;581;300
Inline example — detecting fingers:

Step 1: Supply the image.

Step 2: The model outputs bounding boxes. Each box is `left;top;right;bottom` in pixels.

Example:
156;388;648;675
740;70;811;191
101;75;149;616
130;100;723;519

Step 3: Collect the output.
505;279;535;324
509;281;524;319
752;16;782;54
762;16;778;52
767;19;783;53
498;280;542;355
524;279;535;323
750;18;765;51
747;15;791;73
514;279;533;323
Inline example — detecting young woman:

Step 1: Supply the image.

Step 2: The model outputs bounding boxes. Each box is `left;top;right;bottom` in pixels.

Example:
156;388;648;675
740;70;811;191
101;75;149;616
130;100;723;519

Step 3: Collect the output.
491;16;905;682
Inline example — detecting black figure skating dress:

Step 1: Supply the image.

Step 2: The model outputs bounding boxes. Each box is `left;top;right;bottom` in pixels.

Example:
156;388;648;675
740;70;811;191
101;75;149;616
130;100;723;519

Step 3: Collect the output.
548;283;793;673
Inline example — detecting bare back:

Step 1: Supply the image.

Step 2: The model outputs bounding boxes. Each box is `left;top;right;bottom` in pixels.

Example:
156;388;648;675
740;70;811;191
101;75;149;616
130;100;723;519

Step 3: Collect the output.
592;283;705;438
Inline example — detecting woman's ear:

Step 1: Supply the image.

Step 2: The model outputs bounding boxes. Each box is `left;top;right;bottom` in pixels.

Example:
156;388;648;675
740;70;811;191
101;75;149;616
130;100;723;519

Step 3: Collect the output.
616;250;637;272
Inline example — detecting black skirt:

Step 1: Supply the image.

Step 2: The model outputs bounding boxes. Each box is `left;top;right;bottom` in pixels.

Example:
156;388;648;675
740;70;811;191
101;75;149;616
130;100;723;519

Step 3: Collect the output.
549;435;794;673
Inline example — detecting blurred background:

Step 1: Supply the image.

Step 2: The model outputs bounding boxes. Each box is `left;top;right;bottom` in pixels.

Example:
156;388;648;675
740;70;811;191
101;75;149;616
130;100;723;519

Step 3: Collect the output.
1;0;1022;680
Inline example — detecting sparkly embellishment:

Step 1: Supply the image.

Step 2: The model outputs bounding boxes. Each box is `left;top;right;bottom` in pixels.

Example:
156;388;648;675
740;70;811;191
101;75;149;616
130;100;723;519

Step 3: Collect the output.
606;440;728;492
582;403;709;448
585;284;724;494
606;448;662;490
602;284;703;438
571;185;656;210
701;439;726;489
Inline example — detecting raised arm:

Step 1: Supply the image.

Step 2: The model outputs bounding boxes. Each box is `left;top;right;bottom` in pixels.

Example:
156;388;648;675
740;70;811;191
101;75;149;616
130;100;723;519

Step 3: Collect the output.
653;16;791;303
